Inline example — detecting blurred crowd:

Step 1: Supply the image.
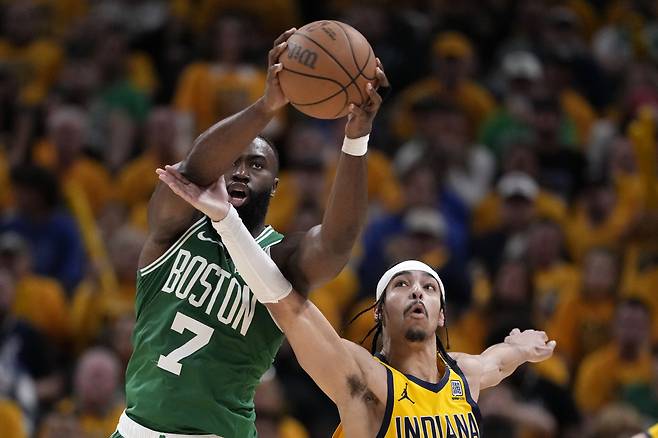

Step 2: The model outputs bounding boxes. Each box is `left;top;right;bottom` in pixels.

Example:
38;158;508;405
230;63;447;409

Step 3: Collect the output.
0;0;658;437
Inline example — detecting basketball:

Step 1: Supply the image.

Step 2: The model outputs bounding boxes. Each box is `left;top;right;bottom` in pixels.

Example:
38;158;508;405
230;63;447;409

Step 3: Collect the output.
278;20;377;119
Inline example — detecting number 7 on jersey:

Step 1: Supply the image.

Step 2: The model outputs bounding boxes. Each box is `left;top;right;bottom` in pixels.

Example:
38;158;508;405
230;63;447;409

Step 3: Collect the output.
157;311;214;375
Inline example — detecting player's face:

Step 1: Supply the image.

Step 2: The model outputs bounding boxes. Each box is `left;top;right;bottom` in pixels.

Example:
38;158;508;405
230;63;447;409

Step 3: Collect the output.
382;271;444;343
224;139;278;208
223;138;279;232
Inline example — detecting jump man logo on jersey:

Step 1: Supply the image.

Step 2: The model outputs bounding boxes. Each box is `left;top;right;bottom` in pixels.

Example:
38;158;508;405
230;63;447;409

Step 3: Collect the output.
398;383;415;404
451;380;464;398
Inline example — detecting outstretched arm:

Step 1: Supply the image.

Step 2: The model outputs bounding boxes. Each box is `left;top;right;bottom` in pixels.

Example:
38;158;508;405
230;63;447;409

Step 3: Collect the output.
272;60;390;293
156;167;387;405
451;329;556;401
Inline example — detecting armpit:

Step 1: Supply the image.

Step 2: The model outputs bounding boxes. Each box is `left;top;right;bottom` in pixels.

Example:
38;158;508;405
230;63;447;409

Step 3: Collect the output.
346;374;380;405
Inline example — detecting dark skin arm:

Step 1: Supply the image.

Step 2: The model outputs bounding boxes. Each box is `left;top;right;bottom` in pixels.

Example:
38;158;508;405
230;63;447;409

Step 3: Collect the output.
271;61;389;294
138;29;295;268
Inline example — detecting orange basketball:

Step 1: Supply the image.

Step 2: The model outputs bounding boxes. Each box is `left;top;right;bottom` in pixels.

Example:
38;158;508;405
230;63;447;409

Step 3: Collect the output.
278;20;377;119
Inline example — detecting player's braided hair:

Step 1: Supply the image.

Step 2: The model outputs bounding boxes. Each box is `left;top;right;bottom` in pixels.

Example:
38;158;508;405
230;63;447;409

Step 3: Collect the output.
348;285;451;357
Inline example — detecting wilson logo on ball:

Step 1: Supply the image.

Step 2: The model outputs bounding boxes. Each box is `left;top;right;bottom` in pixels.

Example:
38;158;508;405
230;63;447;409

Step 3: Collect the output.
287;42;318;69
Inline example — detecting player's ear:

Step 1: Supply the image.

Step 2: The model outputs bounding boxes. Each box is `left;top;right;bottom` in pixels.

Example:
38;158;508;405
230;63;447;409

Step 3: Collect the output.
438;308;445;327
270;177;279;197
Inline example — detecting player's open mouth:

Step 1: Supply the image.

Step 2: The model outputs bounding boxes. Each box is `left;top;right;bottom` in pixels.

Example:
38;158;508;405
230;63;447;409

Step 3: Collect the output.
228;184;249;207
406;302;427;319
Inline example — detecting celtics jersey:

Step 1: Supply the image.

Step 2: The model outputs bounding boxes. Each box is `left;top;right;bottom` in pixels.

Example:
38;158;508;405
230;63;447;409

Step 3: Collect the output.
333;354;481;438
124;216;285;437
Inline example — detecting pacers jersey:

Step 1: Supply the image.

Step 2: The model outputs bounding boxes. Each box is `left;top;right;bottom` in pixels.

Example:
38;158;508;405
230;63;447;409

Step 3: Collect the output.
124;216;284;437
333;355;481;438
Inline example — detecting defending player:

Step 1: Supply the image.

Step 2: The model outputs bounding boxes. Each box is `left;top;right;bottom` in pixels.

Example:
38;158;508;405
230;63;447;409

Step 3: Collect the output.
157;166;557;438
113;29;389;437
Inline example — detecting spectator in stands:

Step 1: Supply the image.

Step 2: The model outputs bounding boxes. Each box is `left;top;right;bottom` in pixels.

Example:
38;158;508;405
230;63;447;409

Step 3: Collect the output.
54;347;123;438
1;165;85;292
549;248;620;365
473;171;538;276
0;232;69;342
395;98;495;208
575;298;653;414
174;12;267;134
0;1;63;107
472;143;568;235
393;31;496;140
70;226;145;350
254;369;309;438
359;163;468;296
0;268;60;417
115;106;183;229
526;219;579;328
34;105;113;217
565;176;639;262
529;94;585;200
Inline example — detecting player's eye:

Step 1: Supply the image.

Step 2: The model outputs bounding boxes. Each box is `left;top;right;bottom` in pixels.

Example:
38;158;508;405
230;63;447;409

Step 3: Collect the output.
395;280;408;287
251;162;264;170
424;284;436;291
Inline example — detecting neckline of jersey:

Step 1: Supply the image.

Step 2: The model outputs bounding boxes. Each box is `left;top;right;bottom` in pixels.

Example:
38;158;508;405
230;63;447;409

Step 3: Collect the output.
375;353;451;393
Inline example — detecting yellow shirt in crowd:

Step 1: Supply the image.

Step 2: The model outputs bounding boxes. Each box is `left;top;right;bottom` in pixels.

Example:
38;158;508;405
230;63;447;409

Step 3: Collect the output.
574;344;653;414
393;77;496;140
0;38;62;105
0;399;26;438
548;294;616;365
175;63;266;133
13;275;69;341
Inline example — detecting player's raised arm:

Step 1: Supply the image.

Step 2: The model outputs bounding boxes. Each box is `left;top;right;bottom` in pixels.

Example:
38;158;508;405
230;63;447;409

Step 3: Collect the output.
155;166;387;405
450;329;556;401
138;29;295;268
272;60;390;293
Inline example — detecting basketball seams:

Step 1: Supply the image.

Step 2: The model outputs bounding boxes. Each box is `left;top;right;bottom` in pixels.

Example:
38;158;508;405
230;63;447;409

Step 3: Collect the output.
333;21;376;81
294;32;357;85
281;66;349;108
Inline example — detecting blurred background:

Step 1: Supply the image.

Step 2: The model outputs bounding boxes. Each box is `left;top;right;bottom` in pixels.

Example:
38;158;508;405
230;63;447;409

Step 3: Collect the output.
0;0;657;437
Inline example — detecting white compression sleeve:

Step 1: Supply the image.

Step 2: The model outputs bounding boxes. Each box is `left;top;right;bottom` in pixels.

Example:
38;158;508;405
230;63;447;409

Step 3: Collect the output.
212;206;292;303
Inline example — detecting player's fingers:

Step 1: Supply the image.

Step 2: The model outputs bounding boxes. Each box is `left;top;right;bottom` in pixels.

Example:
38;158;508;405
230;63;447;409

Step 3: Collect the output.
538;331;549;342
366;82;382;108
546;340;557;349
268;42;288;66
163;164;188;183
273;27;296;47
374;66;390;88
510;328;521;336
348;103;366;118
269;63;283;76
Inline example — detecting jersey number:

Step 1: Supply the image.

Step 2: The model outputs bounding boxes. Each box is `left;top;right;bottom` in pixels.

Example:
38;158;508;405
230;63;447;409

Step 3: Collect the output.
157;312;214;376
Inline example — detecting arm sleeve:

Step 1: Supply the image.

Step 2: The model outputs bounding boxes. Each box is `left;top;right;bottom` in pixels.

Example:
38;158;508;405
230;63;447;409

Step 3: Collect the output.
213;207;292;303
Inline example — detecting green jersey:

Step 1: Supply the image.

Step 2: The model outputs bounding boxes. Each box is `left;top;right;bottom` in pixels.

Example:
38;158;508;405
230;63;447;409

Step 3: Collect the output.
124;216;285;436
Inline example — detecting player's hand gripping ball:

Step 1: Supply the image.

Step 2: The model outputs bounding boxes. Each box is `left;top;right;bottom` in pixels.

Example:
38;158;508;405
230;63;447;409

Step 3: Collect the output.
278;20;377;119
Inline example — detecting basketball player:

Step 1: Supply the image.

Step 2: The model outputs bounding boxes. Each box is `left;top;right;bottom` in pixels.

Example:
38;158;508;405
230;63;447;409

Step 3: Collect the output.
113;29;390;437
157;165;557;438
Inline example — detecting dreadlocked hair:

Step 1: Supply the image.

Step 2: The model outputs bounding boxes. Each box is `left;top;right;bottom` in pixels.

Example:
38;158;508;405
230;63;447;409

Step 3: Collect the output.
348;291;387;354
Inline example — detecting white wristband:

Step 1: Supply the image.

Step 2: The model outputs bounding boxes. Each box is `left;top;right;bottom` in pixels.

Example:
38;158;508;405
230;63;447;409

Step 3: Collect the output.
341;134;369;156
212;206;292;303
